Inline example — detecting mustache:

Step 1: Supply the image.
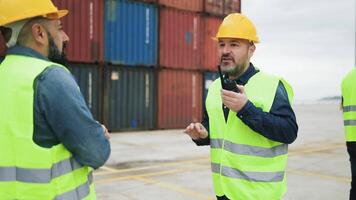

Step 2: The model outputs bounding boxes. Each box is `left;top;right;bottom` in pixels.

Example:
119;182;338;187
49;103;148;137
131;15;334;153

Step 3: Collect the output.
220;54;234;62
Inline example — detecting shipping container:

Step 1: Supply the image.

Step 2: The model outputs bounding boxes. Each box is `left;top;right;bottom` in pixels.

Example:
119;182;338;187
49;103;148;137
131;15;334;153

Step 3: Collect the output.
158;0;203;12
203;71;219;102
159;8;201;70
204;0;241;16
67;63;102;121
201;17;222;71
134;0;157;3
0;34;6;56
204;0;224;16
105;0;158;66
157;69;202;129
104;65;156;131
224;0;241;15
52;0;104;63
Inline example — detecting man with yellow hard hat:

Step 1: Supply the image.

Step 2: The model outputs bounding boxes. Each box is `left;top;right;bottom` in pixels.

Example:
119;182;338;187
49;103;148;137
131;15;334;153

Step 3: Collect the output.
184;13;298;200
0;0;110;199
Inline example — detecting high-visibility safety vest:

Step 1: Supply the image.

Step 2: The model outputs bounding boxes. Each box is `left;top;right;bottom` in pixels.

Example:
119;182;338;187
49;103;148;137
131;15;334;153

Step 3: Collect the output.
0;55;96;200
342;68;356;142
206;71;293;200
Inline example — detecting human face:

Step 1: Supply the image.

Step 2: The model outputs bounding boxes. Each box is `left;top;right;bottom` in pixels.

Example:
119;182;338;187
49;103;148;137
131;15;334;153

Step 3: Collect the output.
44;20;69;64
218;38;255;79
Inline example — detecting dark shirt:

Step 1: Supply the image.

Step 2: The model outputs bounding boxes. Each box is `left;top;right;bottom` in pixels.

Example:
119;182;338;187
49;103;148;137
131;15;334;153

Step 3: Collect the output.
195;63;298;145
6;45;111;169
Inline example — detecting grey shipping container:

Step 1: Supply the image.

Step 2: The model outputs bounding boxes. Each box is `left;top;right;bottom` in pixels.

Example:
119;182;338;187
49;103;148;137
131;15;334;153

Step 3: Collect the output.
67;63;103;121
104;65;156;131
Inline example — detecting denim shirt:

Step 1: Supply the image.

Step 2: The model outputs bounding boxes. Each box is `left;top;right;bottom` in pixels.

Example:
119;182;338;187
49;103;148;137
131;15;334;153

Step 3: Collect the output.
195;63;298;145
6;45;111;169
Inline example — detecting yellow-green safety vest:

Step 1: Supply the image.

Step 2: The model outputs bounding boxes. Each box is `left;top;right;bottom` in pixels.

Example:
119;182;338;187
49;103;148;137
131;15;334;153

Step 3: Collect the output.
206;71;293;200
342;68;356;141
0;55;96;200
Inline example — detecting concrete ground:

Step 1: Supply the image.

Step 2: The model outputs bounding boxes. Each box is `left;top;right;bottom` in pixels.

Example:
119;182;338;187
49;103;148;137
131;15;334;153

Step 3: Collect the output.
94;103;350;200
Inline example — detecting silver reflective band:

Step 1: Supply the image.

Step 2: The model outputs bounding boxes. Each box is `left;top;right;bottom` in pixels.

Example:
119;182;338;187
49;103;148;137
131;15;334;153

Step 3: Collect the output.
0;157;83;183
210;138;223;149
211;162;284;182
343;105;356;112
345;120;356;126
54;172;93;200
211;162;220;173
211;139;287;158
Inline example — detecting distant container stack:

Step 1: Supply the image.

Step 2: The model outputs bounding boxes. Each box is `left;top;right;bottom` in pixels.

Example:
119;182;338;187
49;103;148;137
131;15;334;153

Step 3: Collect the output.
0;0;241;131
52;0;104;63
104;0;158;66
157;69;203;129
159;8;201;70
103;65;156;131
67;63;103;121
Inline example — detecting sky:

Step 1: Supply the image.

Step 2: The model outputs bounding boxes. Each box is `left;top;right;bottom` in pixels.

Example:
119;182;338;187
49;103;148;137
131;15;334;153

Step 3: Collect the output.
242;0;355;100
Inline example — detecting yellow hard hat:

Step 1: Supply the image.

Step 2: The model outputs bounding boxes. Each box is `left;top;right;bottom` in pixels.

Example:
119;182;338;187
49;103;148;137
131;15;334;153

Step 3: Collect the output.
215;13;260;43
0;0;68;26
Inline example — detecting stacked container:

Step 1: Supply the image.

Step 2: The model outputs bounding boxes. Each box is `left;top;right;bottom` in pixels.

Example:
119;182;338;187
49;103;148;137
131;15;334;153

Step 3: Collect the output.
104;0;158;66
103;0;158;131
52;0;104;63
104;65;156;131
0;0;241;131
52;0;105;123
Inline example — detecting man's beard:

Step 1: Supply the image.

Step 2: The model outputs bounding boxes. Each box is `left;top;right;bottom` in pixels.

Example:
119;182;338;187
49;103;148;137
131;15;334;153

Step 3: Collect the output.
47;32;68;66
220;55;247;78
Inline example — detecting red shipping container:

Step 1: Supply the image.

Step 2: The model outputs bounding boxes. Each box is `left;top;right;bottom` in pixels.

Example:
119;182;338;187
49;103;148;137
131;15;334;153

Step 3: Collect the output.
159;8;201;70
52;0;104;63
204;0;224;16
201;17;222;71
0;34;6;56
157;69;203;129
158;0;203;12
224;0;241;15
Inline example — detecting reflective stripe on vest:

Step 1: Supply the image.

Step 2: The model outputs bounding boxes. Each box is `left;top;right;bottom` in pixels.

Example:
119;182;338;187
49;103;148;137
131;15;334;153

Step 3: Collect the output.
211;163;284;182
211;138;287;158
54;172;93;200
0;157;82;182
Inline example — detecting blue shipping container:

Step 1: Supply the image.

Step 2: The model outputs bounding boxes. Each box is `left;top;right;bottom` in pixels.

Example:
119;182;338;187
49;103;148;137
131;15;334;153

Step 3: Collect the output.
105;0;158;66
203;72;219;102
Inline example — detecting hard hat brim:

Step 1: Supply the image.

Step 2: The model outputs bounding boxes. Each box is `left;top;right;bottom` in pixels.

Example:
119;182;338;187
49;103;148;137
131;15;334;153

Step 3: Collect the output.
211;36;260;43
43;9;68;20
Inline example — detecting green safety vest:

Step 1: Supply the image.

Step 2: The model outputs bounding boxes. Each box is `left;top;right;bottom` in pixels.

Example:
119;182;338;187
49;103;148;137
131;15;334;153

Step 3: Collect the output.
206;71;293;200
342;68;356;141
0;55;96;200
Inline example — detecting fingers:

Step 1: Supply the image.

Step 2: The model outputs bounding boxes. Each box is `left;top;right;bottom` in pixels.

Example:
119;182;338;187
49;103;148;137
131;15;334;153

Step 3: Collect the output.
236;84;245;94
101;124;110;140
184;123;206;140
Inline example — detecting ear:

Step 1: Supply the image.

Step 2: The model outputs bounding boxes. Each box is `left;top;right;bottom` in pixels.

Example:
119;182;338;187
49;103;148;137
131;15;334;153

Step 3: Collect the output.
31;23;47;45
248;43;256;58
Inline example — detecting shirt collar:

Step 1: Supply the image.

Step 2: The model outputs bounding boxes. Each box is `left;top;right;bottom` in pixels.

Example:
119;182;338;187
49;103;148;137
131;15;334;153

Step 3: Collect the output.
233;63;259;85
6;45;49;61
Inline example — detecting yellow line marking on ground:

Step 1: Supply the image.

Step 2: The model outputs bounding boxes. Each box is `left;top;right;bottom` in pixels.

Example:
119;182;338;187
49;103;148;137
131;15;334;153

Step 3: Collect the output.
95;165;210;185
134;177;213;200
95;156;209;176
288;168;350;184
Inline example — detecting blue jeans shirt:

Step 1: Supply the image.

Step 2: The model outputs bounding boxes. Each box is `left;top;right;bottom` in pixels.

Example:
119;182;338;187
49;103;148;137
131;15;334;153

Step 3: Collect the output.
6;45;111;169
